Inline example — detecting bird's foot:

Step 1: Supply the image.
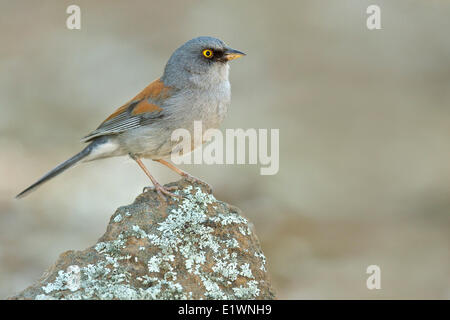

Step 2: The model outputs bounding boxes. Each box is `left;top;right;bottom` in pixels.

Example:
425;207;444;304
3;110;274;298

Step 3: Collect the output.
143;184;180;201
181;173;212;193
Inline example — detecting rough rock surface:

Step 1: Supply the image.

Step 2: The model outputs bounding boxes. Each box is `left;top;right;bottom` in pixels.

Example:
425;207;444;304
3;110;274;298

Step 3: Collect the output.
10;179;275;300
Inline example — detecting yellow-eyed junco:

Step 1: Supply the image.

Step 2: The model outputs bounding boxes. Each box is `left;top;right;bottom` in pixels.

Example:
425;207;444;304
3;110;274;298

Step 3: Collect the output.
16;36;245;200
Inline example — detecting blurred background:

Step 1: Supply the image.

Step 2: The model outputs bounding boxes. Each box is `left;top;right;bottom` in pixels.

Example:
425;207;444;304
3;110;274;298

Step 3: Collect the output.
1;0;449;299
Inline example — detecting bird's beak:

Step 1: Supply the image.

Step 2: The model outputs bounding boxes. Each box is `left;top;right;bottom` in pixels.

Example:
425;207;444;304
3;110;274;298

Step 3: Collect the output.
224;48;246;61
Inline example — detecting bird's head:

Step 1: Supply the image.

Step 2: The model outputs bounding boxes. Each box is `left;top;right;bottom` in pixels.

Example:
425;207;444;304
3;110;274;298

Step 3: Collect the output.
162;36;245;88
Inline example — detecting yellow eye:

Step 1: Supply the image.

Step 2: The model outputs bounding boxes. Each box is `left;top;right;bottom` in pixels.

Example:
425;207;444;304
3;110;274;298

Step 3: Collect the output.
202;49;213;58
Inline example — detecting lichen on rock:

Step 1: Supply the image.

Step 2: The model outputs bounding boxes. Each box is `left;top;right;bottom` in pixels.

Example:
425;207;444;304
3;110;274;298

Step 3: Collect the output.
10;179;275;300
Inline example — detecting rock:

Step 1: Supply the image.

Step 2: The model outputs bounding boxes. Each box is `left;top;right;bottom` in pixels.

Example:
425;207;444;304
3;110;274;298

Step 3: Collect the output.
10;179;275;300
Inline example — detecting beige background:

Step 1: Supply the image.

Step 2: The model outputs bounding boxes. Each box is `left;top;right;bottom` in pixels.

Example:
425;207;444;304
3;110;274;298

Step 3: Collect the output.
1;0;449;299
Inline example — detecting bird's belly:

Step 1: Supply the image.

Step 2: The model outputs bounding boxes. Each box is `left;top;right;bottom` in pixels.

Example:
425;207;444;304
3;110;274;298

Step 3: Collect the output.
118;126;173;159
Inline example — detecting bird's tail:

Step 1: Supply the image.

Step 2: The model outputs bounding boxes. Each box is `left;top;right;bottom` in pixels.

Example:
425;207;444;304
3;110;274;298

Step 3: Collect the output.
16;143;94;199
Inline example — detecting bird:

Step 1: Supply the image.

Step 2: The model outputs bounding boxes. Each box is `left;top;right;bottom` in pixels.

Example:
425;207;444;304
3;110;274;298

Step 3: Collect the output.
16;36;245;200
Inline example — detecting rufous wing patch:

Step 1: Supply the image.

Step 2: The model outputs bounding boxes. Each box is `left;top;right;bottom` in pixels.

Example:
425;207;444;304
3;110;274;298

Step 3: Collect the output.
131;100;162;115
100;79;171;124
133;79;172;101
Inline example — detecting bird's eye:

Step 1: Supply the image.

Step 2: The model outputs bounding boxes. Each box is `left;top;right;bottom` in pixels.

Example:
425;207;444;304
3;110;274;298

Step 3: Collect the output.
202;49;214;59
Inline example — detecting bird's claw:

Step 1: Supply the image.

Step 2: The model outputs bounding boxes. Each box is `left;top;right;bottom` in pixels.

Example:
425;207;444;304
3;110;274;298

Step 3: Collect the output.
143;184;181;201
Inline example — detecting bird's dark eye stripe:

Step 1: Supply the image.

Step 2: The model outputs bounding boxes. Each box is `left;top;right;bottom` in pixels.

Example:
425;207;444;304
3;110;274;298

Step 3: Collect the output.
213;49;224;59
202;48;225;60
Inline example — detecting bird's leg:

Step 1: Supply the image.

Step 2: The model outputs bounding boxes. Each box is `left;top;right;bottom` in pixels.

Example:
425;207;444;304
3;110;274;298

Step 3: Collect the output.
153;159;212;191
129;154;179;201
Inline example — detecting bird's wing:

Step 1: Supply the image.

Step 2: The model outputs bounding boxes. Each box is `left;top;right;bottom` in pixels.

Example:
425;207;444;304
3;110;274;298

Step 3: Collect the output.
82;79;173;142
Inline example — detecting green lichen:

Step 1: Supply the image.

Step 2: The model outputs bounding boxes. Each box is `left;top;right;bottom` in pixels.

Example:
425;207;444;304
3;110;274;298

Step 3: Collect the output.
232;280;261;299
240;263;254;279
254;251;267;272
34;185;269;300
41;265;81;294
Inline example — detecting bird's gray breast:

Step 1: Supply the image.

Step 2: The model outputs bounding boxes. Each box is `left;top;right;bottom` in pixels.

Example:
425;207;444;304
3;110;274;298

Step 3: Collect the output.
165;79;231;131
197;80;231;128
